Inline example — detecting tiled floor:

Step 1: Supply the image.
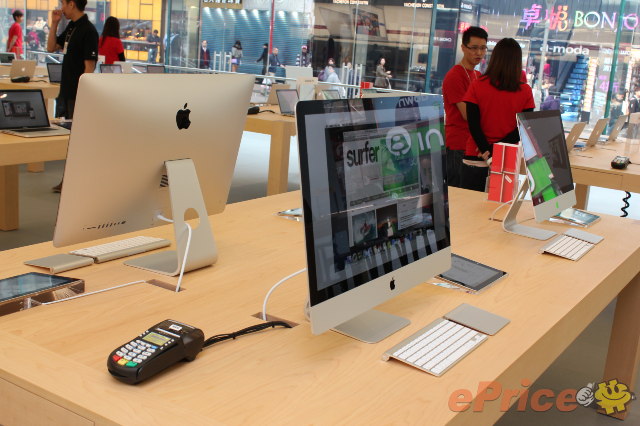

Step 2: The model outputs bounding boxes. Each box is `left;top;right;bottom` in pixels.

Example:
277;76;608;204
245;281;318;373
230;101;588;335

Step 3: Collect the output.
1;131;638;424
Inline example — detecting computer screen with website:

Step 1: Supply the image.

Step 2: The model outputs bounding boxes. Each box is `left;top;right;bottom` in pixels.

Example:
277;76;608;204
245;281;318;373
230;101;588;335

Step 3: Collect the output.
297;95;450;340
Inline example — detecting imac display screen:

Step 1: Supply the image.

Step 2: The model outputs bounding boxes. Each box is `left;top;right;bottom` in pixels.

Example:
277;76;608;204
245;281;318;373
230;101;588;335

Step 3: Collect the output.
298;96;450;307
517;110;573;206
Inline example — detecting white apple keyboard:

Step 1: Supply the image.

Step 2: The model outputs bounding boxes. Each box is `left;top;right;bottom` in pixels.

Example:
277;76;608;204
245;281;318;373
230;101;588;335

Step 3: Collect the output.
539;228;603;261
382;318;487;376
69;236;171;263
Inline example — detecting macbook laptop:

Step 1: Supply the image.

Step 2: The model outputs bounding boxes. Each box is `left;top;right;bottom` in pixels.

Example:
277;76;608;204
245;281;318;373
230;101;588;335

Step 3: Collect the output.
266;83;291;105
565;121;587;151
0;90;70;137
0;52;16;64
250;83;269;105
47;63;63;84
100;64;123;73
114;61;133;73
322;89;341;100
276;89;299;117
147;65;165;74
599;114;626;143
132;64;147;73
575;118;608;149
9;60;36;80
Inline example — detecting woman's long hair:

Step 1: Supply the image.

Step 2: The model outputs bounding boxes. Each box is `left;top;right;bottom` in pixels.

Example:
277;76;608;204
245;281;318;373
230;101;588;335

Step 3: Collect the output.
483;38;522;92
101;17;120;47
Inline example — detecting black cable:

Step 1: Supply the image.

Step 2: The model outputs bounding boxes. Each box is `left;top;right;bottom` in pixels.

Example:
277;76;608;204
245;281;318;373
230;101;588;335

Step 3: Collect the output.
202;321;291;349
621;192;632;218
259;109;276;114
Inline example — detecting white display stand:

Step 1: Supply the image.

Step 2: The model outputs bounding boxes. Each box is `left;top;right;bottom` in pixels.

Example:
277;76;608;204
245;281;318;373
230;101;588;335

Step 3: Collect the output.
125;159;218;276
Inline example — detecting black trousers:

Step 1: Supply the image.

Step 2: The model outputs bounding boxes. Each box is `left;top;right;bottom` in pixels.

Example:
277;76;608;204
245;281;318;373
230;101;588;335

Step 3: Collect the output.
445;148;464;188
460;163;489;192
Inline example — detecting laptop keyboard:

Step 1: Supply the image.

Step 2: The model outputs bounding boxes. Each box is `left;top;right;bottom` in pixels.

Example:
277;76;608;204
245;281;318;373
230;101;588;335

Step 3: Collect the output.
11;127;57;132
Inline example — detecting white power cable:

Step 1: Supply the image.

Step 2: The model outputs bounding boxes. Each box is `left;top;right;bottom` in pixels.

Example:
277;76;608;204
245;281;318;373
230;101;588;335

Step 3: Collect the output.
175;222;192;293
154;214;192;293
43;280;146;305
489;200;513;222
262;268;307;321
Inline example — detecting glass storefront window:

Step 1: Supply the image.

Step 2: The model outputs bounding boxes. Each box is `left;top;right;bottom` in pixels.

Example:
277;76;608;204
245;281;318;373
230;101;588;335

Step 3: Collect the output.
1;0;638;128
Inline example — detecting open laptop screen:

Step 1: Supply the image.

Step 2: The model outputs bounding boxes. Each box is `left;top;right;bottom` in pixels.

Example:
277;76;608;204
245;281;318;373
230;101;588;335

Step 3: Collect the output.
147;65;165;74
100;64;122;73
0;52;15;63
47;63;62;83
0;90;50;129
276;89;298;115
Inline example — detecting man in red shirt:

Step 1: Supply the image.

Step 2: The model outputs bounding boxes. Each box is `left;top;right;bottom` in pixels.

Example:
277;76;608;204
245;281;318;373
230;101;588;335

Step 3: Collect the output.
7;10;23;58
442;26;488;187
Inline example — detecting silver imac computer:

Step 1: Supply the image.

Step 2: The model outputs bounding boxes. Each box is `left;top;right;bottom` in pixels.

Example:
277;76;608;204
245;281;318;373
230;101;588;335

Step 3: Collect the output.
296;95;451;343
503;110;576;240
53;73;254;276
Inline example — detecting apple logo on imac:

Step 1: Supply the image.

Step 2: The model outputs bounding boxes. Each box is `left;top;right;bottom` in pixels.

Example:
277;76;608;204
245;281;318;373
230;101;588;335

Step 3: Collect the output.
176;103;191;129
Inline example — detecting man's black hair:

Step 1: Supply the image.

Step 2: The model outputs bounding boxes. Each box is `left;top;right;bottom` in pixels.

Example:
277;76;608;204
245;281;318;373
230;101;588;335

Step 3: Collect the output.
462;26;488;46
70;0;88;12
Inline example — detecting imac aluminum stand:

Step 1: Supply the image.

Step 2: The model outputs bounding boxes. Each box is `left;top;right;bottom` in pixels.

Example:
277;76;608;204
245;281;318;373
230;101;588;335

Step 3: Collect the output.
125;159;218;275
502;178;556;241
332;310;410;344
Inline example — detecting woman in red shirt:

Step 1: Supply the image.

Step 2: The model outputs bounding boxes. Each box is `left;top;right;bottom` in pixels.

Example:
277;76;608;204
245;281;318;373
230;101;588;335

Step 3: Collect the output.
461;38;535;192
7;10;23;58
98;17;125;65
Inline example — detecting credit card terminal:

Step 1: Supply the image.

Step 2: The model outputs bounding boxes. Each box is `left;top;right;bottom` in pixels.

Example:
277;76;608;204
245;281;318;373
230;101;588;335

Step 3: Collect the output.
107;319;204;384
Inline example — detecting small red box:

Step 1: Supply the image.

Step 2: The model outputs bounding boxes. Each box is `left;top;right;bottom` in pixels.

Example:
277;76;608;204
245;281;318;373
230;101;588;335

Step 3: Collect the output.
488;143;521;203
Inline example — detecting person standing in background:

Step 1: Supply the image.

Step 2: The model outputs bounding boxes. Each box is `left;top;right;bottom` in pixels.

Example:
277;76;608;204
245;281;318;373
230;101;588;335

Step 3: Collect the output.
295;45;311;67
47;0;98;192
256;42;268;75
199;40;211;69
442;26;488;188
231;40;242;72
147;29;160;63
461;38;535;192
7;10;24;59
374;57;391;88
47;0;98;119
324;65;345;98
98;16;124;65
268;47;284;76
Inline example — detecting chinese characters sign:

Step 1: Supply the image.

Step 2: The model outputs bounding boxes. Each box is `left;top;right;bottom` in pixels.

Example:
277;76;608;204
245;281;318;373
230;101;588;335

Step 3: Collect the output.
521;4;639;31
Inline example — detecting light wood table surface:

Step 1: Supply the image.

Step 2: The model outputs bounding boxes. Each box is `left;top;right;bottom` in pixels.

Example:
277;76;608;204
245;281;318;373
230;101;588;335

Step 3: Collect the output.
0;132;68;230
570;141;640;209
244;105;296;195
0;78;60;102
0;189;638;424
